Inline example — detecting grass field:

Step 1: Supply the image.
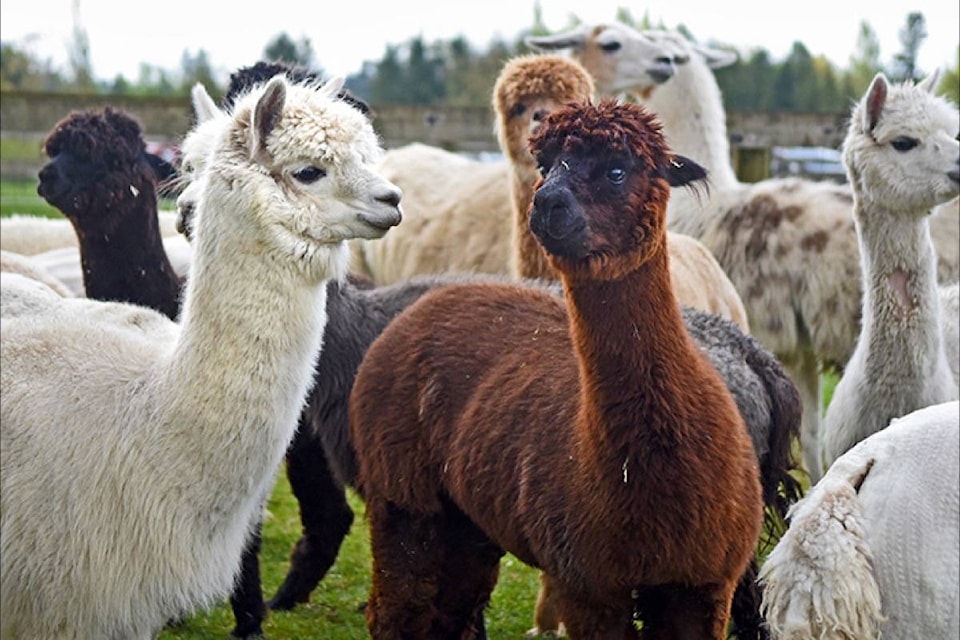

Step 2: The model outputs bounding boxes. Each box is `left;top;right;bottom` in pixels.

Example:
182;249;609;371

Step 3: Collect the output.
0;180;63;219
1;181;837;639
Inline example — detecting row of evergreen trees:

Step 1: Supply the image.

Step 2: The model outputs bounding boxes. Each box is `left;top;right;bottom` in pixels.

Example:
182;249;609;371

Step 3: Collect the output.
2;7;957;111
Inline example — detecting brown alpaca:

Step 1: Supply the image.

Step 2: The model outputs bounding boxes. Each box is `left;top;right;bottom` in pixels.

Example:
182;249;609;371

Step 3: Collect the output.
493;53;750;334
350;100;763;639
494;53;798;640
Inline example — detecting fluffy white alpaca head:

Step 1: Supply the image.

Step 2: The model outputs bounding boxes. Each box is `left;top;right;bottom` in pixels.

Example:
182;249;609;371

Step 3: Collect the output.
526;23;737;97
843;70;960;216
186;76;402;274
175;83;227;240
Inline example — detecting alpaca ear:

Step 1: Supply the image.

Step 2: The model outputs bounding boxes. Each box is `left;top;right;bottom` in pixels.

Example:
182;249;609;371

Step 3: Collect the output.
665;154;708;188
321;76;346;99
918;68;943;94
251;76;286;161
525;25;591;52
863;73;888;134
692;43;739;70
191;83;220;124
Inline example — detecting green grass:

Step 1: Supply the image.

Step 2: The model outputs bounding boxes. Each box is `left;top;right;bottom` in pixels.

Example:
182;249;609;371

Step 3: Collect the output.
0;181;841;639
158;477;542;639
0;180;63;219
0;180;176;219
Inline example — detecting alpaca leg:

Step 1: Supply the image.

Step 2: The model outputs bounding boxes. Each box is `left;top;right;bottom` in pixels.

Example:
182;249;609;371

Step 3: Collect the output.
638;583;736;640
433;507;503;639
229;518;267;639
785;350;823;484
365;499;444;639
268;432;354;610
526;572;565;637
552;588;637;639
728;559;768;640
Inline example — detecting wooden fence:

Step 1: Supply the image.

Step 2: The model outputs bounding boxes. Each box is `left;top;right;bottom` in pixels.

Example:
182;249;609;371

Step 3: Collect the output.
0;90;851;182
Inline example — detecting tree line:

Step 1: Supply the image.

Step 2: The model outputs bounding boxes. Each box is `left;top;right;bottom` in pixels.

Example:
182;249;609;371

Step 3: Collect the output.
2;7;958;110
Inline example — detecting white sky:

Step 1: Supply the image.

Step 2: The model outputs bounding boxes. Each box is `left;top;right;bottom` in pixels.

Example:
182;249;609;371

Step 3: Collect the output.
1;0;957;84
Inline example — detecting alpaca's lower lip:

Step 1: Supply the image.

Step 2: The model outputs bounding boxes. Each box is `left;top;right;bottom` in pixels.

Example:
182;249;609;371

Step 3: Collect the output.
358;211;402;231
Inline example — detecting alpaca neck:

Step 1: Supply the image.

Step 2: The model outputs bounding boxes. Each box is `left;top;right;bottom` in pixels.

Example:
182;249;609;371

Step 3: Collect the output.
74;192;182;321
163;174;340;508
510;165;556;280
642;62;740;232
854;199;944;371
644;64;739;190
562;242;693;444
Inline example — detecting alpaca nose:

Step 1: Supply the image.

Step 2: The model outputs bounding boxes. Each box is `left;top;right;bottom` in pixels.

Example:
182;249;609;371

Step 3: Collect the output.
36;161;63;199
37;161;60;186
531;181;586;251
176;202;195;239
647;58;675;84
377;187;402;209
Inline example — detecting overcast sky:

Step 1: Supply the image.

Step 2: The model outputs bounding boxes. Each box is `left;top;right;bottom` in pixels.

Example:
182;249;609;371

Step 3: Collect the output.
1;0;957;83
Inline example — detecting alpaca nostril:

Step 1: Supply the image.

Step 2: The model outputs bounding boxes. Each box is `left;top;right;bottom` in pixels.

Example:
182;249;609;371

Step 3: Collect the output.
38;163;57;184
377;189;401;209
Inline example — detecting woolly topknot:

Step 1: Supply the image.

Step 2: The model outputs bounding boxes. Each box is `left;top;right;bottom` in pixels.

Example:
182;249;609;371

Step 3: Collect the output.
492;53;596;119
225;60;371;116
43;107;145;162
529;98;669;170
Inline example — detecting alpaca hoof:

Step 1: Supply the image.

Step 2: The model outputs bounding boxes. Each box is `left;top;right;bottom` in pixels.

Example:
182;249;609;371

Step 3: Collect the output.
266;594;306;612
524;627;565;638
229;627;264;640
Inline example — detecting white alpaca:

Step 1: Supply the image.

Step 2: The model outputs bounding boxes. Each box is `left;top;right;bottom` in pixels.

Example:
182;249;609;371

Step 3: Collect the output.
0;210;182;256
526;24;947;483
820;72;960;471
0;271;68;317
0;75;402;640
759;400;960;640
0;249;73;297
942;282;960;383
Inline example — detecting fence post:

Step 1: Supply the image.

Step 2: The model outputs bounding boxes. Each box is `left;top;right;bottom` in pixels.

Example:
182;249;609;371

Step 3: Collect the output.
732;147;771;183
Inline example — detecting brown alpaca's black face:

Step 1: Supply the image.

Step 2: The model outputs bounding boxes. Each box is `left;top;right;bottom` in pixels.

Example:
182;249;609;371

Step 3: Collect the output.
530;150;646;261
529;100;708;276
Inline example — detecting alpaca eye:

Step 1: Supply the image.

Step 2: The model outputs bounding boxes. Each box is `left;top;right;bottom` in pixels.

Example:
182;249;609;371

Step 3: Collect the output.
600;41;622;53
606;167;626;184
538;164;549;178
890;137;919;152
293;166;326;184
673;54;690;65
510;103;526;118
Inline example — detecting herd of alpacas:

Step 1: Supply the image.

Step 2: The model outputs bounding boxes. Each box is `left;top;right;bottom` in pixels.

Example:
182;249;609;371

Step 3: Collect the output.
0;21;958;640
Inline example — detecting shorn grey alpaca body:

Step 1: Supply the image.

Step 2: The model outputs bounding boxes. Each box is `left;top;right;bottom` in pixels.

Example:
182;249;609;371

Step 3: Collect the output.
760;400;960;639
0;76;401;639
820;71;960;471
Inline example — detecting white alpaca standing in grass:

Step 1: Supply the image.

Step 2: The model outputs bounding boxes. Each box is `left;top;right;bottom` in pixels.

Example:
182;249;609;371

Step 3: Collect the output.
820;71;960;471
0;75;402;640
759;399;960;640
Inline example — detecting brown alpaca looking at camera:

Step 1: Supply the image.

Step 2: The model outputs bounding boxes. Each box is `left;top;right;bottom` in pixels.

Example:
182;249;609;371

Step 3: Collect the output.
349;99;763;639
